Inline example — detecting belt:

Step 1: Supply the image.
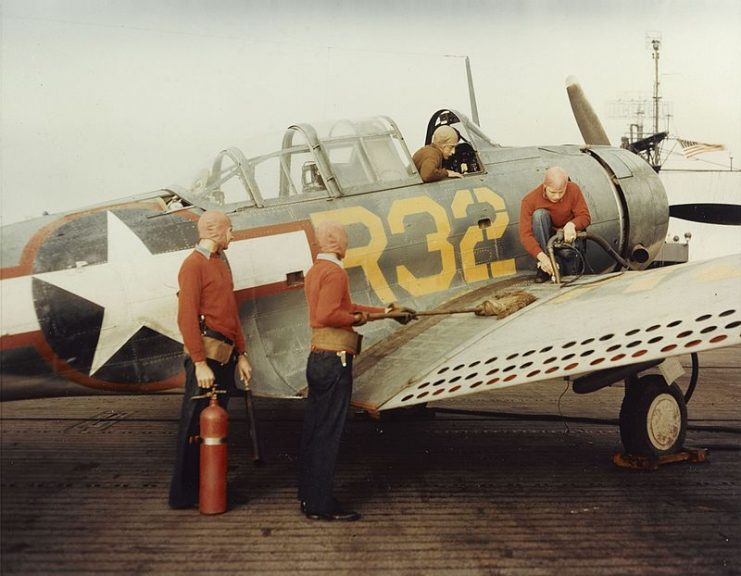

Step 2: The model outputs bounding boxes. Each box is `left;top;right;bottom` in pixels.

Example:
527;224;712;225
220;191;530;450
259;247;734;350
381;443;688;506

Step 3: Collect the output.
311;349;355;356
310;327;362;355
311;349;353;367
202;329;234;346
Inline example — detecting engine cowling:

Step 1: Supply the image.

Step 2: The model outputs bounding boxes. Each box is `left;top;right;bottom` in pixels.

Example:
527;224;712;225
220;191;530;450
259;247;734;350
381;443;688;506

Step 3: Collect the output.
587;146;669;269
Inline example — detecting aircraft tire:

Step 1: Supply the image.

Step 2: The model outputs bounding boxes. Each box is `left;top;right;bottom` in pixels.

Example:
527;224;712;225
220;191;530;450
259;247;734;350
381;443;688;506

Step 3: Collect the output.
619;375;687;457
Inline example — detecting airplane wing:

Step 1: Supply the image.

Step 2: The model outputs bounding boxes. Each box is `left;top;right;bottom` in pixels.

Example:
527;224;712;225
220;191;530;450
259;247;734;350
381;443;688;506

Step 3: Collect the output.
352;253;741;411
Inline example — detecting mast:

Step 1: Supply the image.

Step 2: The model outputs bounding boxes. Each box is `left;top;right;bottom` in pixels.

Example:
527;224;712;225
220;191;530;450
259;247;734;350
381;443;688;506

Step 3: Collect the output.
610;33;668;172
650;38;662;168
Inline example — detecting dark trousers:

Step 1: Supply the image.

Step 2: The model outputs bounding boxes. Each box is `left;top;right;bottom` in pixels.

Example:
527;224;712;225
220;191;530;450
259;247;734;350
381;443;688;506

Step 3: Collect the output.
298;351;354;514
168;356;239;509
532;208;586;275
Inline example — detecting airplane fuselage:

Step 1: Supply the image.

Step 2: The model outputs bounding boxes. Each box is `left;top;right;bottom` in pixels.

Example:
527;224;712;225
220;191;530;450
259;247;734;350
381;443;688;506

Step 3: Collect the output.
0;113;668;400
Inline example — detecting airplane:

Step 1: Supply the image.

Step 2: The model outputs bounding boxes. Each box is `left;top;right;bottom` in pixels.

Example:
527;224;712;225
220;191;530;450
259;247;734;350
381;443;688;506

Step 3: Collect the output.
1;78;739;460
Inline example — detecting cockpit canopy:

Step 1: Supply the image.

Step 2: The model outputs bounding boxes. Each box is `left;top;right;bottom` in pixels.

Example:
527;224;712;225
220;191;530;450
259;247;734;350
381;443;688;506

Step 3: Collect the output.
176;111;493;211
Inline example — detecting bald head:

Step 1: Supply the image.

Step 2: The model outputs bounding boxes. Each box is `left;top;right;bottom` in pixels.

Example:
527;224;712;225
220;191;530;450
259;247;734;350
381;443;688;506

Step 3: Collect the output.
543;166;568;190
197;210;232;249
315;220;348;259
542;167;569;203
431;125;459;146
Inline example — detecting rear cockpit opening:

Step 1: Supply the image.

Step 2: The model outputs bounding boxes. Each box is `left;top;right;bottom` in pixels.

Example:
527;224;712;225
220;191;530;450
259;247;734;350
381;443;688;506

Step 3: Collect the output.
424;109;491;176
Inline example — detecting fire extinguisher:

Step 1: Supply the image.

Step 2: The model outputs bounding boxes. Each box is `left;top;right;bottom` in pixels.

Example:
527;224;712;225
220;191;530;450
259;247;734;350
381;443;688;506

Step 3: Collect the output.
199;388;228;514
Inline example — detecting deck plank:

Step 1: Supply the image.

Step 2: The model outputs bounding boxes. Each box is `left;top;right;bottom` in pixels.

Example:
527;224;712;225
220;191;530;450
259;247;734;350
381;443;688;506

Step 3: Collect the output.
2;347;740;575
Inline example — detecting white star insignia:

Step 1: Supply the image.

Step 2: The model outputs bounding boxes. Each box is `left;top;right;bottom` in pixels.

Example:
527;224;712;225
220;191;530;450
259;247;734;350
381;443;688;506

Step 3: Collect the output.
34;211;189;375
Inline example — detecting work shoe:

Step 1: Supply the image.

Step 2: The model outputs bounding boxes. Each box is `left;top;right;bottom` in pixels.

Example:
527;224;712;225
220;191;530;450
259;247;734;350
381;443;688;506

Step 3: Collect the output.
534;267;551;283
304;508;361;522
303;500;361;522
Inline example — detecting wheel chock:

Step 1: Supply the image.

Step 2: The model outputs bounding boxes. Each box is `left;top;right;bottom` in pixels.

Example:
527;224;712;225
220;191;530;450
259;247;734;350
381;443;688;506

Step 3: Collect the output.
612;447;708;470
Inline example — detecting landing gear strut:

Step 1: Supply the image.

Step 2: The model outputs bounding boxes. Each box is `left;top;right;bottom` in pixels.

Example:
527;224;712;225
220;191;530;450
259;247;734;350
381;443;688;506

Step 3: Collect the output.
619;374;688;456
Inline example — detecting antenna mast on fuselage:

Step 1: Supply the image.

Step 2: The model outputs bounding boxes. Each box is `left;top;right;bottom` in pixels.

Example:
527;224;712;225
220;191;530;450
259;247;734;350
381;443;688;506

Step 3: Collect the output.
465;56;480;127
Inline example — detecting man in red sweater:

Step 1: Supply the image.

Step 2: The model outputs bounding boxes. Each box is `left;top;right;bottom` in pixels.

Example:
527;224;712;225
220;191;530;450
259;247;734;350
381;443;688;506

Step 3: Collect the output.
298;220;413;521
519;166;591;282
169;210;252;509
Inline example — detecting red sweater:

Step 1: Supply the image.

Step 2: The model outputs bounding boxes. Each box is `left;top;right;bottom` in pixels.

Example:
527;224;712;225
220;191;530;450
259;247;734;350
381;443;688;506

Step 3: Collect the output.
305;258;383;332
177;249;245;362
519;182;591;258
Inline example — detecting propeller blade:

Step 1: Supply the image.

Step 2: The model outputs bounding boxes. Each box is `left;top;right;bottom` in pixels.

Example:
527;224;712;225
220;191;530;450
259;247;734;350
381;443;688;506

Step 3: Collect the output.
669;203;741;226
566;76;611;146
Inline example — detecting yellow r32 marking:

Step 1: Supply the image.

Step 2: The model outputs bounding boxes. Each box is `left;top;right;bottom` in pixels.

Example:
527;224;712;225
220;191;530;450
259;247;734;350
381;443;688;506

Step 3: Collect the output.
311;187;515;301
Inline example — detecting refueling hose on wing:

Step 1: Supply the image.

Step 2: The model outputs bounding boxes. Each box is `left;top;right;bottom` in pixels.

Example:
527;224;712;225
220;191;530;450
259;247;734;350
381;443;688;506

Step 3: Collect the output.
547;230;635;284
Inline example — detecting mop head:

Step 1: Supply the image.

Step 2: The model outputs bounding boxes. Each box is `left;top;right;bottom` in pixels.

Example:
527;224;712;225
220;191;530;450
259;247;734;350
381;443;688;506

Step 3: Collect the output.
474;291;537;318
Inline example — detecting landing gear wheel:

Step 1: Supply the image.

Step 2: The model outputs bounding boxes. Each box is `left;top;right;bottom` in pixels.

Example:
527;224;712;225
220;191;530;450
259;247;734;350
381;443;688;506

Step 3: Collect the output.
619;375;687;457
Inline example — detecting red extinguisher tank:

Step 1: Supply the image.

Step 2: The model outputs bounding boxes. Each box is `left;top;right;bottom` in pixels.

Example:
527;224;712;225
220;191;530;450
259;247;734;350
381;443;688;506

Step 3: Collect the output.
199;395;228;514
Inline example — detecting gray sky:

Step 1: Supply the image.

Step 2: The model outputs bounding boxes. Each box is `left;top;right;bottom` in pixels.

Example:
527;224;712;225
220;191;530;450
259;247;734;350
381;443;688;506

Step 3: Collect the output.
2;0;740;224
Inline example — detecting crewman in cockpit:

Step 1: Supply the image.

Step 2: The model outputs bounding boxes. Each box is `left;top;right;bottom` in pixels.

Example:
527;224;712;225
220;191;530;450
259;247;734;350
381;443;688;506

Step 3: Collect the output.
519;166;591;282
412;125;464;182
